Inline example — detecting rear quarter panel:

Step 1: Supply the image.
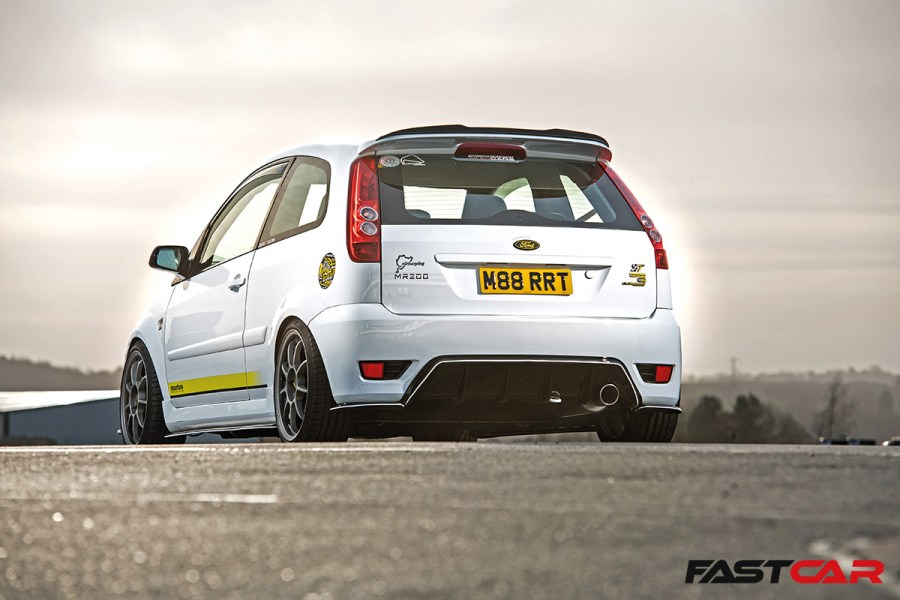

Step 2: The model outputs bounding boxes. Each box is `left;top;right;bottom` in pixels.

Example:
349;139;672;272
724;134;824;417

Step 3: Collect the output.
242;145;380;409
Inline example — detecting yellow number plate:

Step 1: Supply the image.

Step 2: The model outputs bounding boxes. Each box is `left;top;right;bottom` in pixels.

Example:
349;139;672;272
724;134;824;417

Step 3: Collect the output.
478;267;573;296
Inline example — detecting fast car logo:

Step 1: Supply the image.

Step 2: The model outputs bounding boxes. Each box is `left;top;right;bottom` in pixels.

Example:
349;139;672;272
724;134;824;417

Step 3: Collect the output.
686;559;884;585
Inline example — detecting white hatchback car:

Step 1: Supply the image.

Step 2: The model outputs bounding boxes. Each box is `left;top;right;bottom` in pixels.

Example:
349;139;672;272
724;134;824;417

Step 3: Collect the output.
121;125;681;444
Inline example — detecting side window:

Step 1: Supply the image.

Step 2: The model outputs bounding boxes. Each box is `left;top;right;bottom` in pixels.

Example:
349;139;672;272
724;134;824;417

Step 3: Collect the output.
260;157;330;245
198;162;288;270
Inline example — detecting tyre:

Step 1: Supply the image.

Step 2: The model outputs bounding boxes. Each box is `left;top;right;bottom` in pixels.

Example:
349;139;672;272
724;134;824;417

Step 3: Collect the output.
274;319;348;442
597;409;678;443
120;341;186;445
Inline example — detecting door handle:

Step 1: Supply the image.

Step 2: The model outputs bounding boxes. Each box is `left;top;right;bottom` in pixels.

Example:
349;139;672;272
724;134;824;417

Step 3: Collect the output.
228;274;246;292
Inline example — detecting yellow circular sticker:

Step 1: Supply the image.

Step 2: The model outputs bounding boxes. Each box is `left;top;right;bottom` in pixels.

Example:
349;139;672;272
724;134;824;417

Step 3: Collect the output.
318;253;336;289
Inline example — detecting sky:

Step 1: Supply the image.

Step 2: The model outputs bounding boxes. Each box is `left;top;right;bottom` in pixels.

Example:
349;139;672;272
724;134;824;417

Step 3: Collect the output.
0;0;898;375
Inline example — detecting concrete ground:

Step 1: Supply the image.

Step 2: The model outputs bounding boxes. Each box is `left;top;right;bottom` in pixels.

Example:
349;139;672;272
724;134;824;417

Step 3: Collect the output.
0;443;898;599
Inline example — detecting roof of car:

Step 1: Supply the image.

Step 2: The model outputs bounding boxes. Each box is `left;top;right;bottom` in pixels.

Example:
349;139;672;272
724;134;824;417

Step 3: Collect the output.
267;143;359;164
376;125;609;147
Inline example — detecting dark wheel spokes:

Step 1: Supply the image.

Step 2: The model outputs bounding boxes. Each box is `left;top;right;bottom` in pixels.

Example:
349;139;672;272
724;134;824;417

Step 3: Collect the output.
273;320;348;443
119;342;184;446
123;353;149;444
278;336;309;439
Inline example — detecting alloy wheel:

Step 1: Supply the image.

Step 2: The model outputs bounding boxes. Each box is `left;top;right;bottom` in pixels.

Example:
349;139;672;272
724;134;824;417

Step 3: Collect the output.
121;351;149;444
277;332;308;439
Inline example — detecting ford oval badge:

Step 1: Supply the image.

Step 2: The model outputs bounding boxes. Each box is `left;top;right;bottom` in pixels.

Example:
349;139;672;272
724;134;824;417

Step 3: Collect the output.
513;239;540;251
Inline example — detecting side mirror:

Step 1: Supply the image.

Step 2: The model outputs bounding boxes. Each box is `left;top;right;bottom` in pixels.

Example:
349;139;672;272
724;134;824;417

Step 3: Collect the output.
149;245;190;274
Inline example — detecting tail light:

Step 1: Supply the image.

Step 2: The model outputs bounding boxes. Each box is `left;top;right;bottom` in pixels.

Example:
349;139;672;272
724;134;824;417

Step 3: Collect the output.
347;155;381;262
606;166;669;270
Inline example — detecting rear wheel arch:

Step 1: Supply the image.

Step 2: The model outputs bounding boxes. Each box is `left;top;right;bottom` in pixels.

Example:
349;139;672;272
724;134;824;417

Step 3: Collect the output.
272;317;348;442
274;314;305;352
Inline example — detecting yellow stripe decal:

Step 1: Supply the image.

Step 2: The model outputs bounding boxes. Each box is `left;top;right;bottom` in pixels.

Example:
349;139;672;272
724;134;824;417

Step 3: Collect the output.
246;371;265;387
168;371;265;397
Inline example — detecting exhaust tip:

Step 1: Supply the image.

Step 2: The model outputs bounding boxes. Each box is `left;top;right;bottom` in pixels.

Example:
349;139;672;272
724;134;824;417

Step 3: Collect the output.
599;383;620;406
582;383;621;413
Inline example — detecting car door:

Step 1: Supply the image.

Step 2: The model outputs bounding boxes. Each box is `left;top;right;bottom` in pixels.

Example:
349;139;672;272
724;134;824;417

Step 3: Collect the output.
164;161;289;407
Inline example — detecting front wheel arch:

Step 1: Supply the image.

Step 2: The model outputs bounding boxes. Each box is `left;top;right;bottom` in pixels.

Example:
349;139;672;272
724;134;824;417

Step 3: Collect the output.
120;339;185;445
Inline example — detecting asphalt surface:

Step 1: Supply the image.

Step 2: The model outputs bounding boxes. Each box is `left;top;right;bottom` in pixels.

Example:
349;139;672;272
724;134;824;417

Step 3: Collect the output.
0;443;898;600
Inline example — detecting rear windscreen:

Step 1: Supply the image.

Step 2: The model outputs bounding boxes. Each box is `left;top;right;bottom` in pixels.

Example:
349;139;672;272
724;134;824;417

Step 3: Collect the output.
377;153;642;230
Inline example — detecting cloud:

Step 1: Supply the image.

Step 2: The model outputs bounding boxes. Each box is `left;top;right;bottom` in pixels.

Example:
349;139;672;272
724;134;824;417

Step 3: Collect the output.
1;0;899;372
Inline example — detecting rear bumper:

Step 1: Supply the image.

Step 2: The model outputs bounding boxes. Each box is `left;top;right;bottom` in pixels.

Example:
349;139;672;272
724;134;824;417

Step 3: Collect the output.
308;304;681;408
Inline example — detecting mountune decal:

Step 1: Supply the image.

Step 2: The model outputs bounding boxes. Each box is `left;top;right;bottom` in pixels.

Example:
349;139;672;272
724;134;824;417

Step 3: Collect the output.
168;372;265;398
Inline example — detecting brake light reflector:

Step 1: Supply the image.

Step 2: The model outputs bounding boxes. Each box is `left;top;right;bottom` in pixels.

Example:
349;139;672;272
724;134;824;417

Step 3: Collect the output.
636;363;675;384
359;361;385;380
655;365;673;384
606;166;668;270
347;155;381;262
455;142;526;161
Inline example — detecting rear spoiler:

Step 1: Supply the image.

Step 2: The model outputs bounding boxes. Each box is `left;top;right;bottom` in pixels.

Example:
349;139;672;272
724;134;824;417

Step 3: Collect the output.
362;125;611;163
377;125;609;147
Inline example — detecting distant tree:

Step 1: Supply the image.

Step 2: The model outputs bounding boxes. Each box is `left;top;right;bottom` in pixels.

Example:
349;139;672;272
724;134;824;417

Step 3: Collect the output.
876;389;895;414
769;411;815;444
814;375;854;439
732;393;775;443
0;355;121;391
686;395;731;443
680;392;814;444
